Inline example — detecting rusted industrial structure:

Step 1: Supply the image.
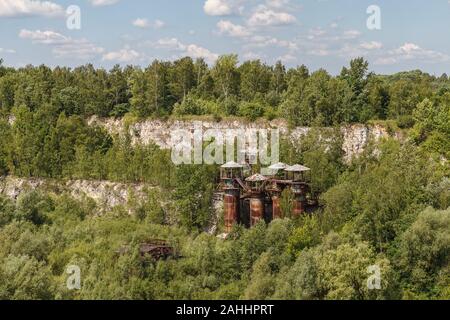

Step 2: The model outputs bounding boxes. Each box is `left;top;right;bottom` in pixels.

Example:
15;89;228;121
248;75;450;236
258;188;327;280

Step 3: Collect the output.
218;161;314;233
118;239;177;261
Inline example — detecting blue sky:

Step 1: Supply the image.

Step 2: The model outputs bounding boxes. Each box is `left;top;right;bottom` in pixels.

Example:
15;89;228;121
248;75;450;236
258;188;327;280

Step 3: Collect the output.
1;0;450;75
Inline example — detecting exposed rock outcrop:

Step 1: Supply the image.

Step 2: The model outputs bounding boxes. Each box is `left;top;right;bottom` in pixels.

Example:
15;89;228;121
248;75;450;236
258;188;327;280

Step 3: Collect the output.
88;117;398;162
0;176;151;211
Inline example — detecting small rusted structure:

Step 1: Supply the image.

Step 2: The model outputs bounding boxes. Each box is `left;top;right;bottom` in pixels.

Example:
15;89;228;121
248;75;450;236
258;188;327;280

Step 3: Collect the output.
117;239;176;261
140;239;175;260
246;174;268;226
266;162;288;220
285;164;311;217
218;160;314;233
220;162;244;233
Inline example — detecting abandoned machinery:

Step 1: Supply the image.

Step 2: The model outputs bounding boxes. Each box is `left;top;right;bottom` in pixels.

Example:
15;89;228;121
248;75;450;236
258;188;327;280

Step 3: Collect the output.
219;161;315;233
117;239;177;261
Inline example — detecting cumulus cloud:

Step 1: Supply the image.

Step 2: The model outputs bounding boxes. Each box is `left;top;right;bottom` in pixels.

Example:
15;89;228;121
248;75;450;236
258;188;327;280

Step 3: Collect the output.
0;0;64;18
217;20;251;37
153;38;219;64
342;30;362;40
19;29;104;59
246;35;297;51
132;18;149;28
266;0;290;8
154;38;186;51
360;41;383;50
132;18;165;29
102;47;141;63
204;0;233;16
375;42;450;65
184;44;219;64
277;53;297;63
248;5;296;27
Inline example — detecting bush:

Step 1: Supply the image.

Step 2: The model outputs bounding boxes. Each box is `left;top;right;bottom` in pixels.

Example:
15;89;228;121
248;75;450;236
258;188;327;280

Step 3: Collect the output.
237;101;265;121
397;115;415;129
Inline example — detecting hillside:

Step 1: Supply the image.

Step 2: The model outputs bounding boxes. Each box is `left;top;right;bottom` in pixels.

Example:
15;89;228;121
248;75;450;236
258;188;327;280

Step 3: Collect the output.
0;58;448;300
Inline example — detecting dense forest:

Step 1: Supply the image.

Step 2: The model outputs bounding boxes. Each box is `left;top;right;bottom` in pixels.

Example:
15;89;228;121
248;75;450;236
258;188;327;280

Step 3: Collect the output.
0;56;448;300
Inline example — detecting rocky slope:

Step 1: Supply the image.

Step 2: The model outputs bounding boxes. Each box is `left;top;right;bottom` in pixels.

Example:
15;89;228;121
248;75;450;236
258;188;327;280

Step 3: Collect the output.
0;176;152;212
88;117;400;162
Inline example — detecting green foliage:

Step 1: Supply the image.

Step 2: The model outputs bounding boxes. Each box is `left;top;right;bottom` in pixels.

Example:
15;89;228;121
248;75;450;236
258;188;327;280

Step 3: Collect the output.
395;207;450;299
0;57;444;126
237;101;265;121
0;57;448;300
173;164;217;230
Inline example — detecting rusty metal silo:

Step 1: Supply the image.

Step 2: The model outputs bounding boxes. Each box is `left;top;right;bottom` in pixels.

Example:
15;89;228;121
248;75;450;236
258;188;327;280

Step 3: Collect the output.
285;164;311;219
267;162;288;221
224;189;239;233
271;194;282;219
246;173;268;227
220;161;244;233
249;197;264;226
292;196;305;217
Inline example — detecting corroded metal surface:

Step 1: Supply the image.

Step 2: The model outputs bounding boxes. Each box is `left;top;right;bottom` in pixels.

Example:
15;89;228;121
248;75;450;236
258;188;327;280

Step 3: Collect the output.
224;193;239;233
272;195;282;220
292;199;304;217
250;197;264;226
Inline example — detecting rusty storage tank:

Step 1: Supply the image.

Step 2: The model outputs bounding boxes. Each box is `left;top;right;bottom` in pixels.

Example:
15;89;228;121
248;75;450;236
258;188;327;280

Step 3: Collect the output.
220;161;244;233
246;173;268;227
267;162;288;220
285;164;311;218
224;189;240;232
249;197;264;226
271;194;282;219
292;195;304;217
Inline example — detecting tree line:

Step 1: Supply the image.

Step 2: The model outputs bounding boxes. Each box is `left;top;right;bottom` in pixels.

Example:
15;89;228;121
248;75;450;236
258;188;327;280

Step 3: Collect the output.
1;56;449;127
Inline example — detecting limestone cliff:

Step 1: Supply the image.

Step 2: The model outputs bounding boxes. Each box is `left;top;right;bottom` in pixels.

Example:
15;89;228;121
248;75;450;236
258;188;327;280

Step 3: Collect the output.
88;117;399;162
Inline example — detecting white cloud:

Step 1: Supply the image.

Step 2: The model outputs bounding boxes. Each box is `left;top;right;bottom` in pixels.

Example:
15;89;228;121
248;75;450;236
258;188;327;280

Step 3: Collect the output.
246;35;297;51
88;0;119;7
248;5;296;27
153;38;218;64
360;41;383;50
153;19;165;29
154;38;186;51
342;30;361;39
132;18;149;28
266;0;290;8
0;48;16;54
395;42;421;56
133;18;165;29
19;29;67;44
184;44;219;64
102;47;141;63
19;29;104;59
307;27;327;39
204;0;233;16
394;42;449;62
0;0;64;18
375;42;450;65
217;20;251;37
277;53;297;63
310;49;330;56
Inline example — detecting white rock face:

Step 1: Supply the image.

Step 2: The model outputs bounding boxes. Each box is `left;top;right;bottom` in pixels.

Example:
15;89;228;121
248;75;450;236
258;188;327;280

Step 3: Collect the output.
0;176;150;210
89;117;394;162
